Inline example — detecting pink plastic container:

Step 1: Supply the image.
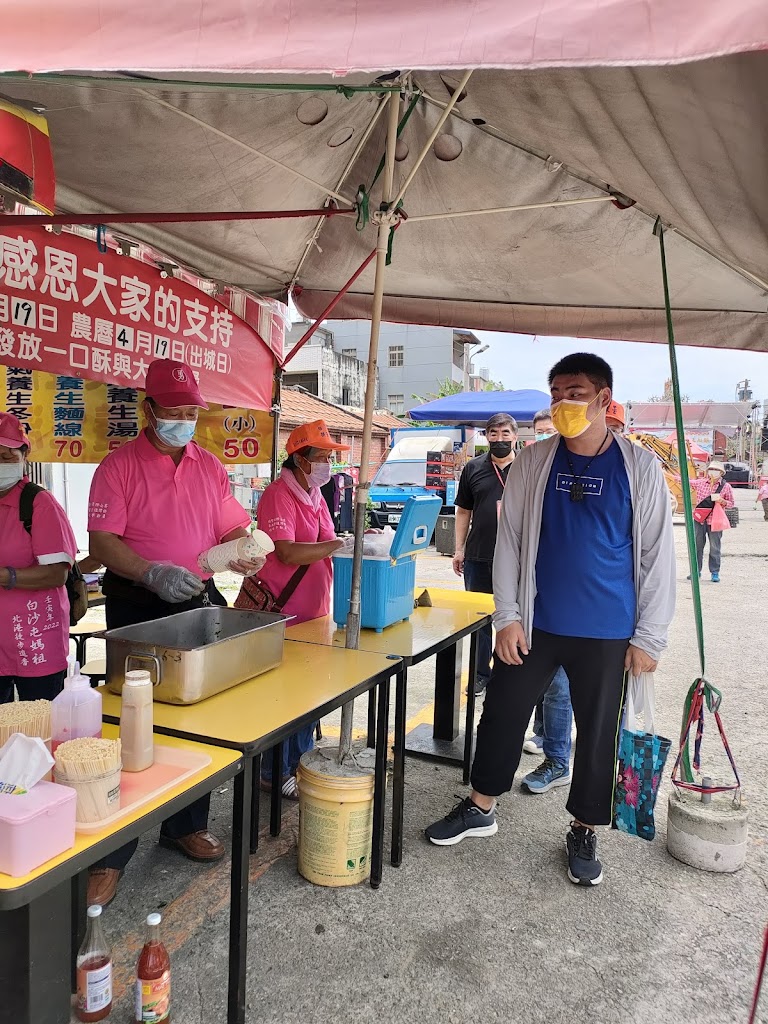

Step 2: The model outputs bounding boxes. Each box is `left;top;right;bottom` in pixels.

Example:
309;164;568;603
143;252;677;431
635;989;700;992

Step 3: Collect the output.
0;781;77;877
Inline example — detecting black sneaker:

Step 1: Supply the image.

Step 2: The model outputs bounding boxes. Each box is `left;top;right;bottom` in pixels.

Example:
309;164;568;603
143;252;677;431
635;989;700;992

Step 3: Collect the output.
425;797;498;846
566;824;603;886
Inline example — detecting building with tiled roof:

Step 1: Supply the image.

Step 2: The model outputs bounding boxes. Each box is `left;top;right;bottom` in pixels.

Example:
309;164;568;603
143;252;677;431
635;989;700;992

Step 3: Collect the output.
279;387;404;476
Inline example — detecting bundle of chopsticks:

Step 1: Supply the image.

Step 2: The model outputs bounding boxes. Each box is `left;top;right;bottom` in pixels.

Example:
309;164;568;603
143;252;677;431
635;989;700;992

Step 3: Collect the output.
0;700;51;746
54;737;122;779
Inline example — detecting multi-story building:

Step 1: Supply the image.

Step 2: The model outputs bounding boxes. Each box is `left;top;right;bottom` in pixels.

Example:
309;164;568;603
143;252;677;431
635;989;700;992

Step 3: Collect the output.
282;321;375;407
285;320;490;416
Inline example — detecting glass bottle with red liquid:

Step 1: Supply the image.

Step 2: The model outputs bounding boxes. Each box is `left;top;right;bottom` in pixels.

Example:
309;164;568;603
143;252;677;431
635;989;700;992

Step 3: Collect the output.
75;904;113;1022
136;912;171;1023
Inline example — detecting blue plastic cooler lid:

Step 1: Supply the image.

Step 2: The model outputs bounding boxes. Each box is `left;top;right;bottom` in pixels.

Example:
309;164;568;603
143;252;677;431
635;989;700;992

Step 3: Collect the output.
388;495;442;561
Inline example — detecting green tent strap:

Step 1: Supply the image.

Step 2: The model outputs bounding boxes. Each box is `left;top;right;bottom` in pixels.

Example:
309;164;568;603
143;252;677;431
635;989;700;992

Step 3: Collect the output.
0;71;400;95
355;186;370;230
367;91;421;195
654;217;706;785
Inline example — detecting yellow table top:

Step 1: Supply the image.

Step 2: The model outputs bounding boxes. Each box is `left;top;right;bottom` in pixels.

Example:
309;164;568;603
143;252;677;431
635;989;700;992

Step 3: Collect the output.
415;586;495;613
0;724;240;895
285;591;492;663
101;641;399;750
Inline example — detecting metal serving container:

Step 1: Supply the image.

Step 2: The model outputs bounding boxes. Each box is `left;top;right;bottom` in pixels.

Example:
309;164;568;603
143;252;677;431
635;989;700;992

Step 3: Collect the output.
105;607;289;705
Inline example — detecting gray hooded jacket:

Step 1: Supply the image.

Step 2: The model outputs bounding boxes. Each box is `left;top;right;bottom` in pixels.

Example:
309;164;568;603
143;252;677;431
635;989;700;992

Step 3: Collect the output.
492;433;676;660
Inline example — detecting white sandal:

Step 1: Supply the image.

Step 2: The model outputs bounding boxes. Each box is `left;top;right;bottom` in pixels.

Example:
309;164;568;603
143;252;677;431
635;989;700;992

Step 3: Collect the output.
281;775;299;801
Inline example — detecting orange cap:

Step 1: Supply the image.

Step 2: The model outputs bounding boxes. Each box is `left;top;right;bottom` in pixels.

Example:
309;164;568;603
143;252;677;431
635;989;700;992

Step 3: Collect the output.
286;419;350;456
606;400;625;426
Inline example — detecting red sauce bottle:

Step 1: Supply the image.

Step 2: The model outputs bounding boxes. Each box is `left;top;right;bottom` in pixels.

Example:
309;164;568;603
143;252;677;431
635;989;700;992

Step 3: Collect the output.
75;904;113;1022
135;912;171;1023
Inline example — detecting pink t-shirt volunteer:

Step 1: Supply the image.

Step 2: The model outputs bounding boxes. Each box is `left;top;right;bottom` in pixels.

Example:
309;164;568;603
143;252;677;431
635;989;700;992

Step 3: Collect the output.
256;469;337;624
88;430;251;578
0;480;77;676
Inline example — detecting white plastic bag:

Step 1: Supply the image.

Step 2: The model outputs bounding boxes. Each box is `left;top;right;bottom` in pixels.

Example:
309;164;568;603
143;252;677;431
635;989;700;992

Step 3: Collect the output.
362;526;396;557
624;672;657;735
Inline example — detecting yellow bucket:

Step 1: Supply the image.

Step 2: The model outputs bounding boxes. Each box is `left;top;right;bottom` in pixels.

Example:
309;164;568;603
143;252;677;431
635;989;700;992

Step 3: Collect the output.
296;751;374;887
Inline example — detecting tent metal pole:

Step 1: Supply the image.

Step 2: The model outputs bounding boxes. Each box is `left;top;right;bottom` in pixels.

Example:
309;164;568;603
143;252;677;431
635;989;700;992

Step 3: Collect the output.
406;195;614;223
0;208;355;228
136;89;355;206
389;70;472;212
270;367;283;483
339;88;401;760
283;246;379;366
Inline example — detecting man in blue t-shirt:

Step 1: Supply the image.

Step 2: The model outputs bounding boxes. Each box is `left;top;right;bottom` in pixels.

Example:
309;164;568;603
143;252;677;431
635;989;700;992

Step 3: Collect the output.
426;353;676;888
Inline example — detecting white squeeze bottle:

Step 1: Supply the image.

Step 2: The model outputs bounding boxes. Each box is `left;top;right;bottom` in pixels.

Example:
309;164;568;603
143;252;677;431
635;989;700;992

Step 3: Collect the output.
121;670;154;772
51;657;102;753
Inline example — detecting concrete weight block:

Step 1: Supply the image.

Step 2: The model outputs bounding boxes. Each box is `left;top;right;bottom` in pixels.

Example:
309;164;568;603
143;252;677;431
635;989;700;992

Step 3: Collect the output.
667;791;748;873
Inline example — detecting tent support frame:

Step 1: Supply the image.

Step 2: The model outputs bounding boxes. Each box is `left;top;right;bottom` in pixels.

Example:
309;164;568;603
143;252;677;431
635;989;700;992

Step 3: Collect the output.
282;245;381;366
136;89;355;206
338;89;401;759
407;195;614;223
339;71;473;760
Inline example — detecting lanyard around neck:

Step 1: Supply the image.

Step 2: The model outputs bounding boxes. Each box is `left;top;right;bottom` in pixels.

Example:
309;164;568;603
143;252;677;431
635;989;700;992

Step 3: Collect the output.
491;460;509;488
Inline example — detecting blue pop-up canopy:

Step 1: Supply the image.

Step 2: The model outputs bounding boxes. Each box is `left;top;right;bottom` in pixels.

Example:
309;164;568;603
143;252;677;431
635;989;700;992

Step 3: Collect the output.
409;389;551;426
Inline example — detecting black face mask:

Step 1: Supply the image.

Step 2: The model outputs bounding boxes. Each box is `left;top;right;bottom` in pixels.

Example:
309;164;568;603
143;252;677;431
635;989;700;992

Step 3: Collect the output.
489;441;513;459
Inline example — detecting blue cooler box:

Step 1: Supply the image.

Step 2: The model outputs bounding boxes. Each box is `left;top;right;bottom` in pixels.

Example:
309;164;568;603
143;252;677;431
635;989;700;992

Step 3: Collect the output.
333;495;442;632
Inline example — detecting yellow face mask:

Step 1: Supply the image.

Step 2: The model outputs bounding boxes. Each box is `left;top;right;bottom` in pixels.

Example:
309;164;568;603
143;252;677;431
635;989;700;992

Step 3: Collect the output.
551;395;604;438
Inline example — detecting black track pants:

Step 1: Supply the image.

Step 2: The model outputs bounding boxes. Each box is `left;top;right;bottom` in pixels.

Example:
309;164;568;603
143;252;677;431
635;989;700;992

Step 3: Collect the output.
470;629;628;826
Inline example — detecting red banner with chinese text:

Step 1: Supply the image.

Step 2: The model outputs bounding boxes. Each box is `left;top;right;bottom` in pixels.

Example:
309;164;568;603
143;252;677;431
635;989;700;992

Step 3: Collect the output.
0;227;275;409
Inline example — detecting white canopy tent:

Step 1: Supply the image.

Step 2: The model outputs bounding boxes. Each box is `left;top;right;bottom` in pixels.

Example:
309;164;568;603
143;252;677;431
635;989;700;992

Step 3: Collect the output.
2;1;767;745
0;58;766;348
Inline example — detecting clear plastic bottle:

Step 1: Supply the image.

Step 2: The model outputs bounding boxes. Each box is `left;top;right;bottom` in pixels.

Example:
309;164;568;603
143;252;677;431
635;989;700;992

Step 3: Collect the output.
75;904;113;1022
136;912;171;1023
121;670;154;772
51;657;102;753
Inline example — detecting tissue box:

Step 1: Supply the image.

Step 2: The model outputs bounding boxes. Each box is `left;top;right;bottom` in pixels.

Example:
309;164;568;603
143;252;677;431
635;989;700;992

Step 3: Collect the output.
0;781;77;877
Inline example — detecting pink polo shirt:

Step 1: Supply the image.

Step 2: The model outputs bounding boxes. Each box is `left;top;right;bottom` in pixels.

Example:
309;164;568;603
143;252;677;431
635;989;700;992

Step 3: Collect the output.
88;430;251;578
0;480;77;677
257;472;336;624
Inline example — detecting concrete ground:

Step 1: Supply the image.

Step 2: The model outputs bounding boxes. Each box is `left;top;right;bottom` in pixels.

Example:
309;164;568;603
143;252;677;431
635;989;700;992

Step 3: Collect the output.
75;491;767;1023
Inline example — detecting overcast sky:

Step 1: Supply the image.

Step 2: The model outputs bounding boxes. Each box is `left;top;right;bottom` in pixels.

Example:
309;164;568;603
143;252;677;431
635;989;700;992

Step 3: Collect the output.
472;333;768;407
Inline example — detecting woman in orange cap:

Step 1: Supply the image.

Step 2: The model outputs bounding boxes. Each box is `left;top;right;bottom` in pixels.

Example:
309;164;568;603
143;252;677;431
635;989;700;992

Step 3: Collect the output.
239;420;349;798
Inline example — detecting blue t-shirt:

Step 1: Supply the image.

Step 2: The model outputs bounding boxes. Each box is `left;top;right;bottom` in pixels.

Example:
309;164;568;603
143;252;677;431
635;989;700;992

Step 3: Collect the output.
534;437;635;639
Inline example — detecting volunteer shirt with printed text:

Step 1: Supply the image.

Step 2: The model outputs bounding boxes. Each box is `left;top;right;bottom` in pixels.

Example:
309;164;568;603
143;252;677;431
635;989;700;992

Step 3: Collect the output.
256;474;337;624
88;430;250;577
534;438;635;639
0;479;77;676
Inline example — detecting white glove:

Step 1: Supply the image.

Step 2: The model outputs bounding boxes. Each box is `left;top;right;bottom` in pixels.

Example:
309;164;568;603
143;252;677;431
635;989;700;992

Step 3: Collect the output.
337;535;356;556
142;563;206;603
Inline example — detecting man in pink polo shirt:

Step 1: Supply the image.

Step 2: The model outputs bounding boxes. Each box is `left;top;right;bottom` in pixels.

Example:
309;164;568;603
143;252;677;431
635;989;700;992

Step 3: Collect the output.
0;412;77;701
86;358;264;906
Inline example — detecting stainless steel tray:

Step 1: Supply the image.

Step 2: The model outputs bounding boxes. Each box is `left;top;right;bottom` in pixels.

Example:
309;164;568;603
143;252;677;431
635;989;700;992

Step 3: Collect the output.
105;607;289;705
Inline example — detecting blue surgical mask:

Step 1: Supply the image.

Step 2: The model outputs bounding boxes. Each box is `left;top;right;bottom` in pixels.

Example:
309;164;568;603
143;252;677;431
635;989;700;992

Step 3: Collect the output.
0;461;24;490
535;432;554;442
153;416;197;447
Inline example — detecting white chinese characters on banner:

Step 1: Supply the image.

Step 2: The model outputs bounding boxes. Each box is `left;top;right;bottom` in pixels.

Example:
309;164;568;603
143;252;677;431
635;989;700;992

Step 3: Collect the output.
0;230;259;401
